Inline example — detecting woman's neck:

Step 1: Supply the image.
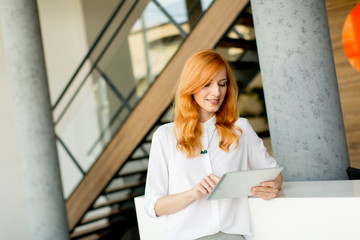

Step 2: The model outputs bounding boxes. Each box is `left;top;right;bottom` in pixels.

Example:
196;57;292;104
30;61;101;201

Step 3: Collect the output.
199;113;215;123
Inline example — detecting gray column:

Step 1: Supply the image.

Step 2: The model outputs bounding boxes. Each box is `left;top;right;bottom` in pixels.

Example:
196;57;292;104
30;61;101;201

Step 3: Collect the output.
0;0;69;239
251;0;349;181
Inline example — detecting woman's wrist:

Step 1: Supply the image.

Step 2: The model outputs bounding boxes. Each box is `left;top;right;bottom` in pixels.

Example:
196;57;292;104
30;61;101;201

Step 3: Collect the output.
190;187;203;200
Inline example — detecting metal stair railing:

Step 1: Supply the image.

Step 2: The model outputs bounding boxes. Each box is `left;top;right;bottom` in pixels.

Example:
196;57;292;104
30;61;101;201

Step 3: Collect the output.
54;0;148;199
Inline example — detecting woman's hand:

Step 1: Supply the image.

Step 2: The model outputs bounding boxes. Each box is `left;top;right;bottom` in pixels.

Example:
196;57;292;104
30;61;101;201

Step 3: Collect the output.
251;173;283;200
251;180;279;200
154;173;220;216
193;174;220;199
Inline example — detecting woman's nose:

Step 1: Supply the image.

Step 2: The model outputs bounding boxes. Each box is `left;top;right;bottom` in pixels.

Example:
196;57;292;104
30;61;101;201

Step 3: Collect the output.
211;85;220;96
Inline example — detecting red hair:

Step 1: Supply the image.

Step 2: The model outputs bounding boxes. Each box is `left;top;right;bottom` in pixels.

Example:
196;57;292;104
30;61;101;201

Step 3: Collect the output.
174;49;241;158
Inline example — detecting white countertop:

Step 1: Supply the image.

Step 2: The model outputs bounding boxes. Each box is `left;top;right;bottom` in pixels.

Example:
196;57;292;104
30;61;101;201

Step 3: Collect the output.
268;180;360;198
135;180;360;240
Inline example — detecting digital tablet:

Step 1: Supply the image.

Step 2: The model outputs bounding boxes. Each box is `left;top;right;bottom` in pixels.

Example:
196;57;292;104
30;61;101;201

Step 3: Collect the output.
207;167;283;200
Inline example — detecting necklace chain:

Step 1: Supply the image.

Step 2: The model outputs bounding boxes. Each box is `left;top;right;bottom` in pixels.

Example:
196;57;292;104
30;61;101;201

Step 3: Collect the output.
200;128;215;154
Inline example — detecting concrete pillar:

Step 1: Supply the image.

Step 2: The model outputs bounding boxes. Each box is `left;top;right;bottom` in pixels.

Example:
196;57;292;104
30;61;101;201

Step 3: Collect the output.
251;0;350;181
0;0;69;239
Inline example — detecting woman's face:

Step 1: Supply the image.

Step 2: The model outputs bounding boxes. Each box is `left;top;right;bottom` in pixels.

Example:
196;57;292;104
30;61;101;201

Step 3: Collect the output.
193;66;228;122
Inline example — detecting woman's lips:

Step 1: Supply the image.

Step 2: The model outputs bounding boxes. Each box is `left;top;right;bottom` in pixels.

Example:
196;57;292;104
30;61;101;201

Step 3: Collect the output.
207;99;220;105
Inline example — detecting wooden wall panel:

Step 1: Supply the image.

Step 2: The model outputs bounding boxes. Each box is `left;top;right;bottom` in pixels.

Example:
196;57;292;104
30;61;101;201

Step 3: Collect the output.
326;0;360;169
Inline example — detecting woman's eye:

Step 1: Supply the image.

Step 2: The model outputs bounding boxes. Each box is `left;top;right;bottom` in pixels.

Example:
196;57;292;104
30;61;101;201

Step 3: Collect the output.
219;82;227;87
204;84;210;87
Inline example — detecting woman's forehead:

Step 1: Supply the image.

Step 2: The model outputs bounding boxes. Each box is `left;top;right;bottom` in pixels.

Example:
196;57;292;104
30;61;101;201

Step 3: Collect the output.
207;66;227;81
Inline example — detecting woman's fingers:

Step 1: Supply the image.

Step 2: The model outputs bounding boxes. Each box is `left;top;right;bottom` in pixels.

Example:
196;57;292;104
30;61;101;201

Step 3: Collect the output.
196;183;208;195
200;179;213;193
209;174;220;184
203;176;216;188
261;180;278;189
198;174;220;194
251;180;280;200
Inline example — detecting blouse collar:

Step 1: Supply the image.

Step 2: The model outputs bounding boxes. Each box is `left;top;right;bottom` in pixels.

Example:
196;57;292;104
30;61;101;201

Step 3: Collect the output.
200;115;216;131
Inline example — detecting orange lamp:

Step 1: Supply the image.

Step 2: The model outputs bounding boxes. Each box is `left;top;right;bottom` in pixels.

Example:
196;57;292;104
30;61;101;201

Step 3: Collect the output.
342;3;360;72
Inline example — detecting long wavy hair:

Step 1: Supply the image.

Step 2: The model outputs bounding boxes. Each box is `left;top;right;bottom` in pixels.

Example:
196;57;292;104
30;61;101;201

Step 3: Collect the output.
174;49;241;158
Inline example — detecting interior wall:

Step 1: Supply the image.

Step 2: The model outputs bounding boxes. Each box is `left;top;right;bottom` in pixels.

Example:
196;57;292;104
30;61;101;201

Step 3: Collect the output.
326;0;360;169
37;0;89;104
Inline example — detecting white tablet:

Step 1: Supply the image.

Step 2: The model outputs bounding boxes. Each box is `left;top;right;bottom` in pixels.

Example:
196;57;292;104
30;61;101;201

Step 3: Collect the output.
207;167;283;200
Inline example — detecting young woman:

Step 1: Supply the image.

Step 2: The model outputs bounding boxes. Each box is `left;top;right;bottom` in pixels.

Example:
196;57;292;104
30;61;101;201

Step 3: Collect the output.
144;49;283;240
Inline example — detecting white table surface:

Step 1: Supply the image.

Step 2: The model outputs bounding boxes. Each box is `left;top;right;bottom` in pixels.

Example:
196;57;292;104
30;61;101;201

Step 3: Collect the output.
135;180;360;240
248;180;360;240
274;180;360;198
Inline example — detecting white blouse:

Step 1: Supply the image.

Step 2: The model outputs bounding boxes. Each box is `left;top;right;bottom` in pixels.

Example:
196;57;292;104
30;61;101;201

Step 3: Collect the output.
144;116;278;240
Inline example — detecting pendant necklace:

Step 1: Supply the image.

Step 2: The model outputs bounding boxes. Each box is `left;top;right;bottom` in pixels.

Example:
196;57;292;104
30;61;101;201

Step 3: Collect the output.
200;128;215;155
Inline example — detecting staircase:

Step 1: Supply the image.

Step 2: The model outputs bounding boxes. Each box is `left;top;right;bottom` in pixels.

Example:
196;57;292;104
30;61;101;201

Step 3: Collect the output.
52;0;266;239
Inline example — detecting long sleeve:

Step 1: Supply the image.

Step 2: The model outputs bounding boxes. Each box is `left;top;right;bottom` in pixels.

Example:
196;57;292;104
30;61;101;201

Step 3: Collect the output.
144;128;169;218
244;119;278;169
